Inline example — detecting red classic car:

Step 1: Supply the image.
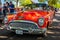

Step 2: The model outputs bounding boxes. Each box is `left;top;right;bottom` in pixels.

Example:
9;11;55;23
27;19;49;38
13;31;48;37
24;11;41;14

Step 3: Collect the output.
4;3;55;37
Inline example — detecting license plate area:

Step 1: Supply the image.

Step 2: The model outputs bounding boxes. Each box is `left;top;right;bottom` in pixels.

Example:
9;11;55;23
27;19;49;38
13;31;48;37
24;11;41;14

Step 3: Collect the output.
15;30;23;34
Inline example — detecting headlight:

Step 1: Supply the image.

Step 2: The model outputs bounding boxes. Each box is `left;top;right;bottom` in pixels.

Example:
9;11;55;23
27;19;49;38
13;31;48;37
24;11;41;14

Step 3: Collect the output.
4;17;8;23
38;18;44;26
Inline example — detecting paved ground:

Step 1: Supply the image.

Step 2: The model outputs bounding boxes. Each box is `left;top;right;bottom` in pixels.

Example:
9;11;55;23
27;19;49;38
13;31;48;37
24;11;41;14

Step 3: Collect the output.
0;12;60;40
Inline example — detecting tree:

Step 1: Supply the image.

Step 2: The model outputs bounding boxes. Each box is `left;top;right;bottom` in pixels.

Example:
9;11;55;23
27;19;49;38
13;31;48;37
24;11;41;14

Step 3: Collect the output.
20;0;32;6
53;0;60;8
16;0;19;7
0;0;1;4
38;0;45;2
48;0;58;6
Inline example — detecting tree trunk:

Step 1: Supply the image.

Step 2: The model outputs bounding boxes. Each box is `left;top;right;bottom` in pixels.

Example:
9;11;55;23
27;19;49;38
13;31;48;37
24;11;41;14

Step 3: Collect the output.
0;0;1;5
16;0;18;7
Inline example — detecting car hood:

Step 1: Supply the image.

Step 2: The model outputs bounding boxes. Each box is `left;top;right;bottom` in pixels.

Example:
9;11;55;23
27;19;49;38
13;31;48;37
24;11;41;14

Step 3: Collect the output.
13;10;48;22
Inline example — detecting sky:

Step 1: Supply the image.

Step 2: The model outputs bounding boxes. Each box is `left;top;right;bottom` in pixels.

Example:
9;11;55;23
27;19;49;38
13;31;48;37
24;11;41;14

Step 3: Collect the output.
1;0;5;6
1;0;4;4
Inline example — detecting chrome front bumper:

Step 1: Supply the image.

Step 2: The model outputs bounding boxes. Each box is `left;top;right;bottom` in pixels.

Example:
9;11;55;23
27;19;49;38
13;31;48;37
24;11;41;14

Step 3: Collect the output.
8;27;47;34
7;20;47;34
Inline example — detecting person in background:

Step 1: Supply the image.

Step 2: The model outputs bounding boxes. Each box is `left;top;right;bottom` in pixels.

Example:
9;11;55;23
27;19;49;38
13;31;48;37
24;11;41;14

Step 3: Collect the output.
6;2;9;13
9;1;15;14
6;2;9;6
3;4;8;17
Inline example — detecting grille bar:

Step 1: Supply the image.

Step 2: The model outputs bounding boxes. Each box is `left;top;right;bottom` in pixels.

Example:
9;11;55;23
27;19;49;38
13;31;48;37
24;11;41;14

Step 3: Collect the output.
9;20;38;29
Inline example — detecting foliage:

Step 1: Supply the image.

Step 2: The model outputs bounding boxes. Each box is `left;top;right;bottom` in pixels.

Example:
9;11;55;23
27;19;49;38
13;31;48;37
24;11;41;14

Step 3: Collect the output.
54;3;60;8
48;0;58;6
38;0;45;2
20;0;32;6
15;0;59;8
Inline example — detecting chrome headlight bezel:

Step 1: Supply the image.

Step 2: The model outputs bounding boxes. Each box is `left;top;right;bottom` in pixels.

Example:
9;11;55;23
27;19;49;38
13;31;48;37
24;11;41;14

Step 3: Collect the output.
38;18;44;26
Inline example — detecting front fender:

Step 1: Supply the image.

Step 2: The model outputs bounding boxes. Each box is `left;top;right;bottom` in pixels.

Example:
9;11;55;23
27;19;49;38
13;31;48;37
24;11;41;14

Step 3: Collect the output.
7;14;15;22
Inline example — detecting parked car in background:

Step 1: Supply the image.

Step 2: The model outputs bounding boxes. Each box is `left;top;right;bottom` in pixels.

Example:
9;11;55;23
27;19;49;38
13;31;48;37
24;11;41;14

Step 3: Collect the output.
4;3;55;37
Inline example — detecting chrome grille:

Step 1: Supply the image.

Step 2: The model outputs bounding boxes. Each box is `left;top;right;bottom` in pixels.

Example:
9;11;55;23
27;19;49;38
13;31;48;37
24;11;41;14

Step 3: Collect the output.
9;20;38;29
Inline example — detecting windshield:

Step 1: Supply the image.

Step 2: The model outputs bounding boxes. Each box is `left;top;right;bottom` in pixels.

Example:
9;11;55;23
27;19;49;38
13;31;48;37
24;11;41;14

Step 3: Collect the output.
23;3;49;10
